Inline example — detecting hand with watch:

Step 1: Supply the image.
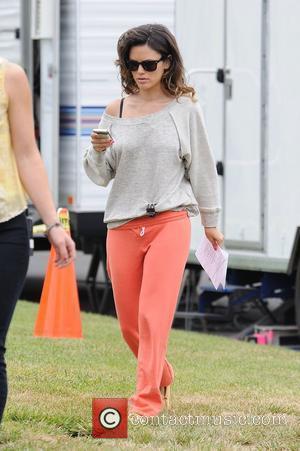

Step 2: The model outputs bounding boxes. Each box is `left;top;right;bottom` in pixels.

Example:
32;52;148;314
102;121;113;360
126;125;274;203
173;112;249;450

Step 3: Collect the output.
45;220;76;268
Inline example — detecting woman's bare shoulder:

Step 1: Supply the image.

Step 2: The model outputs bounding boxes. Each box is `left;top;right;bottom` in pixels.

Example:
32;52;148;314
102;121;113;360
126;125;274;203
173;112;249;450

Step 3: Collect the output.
105;98;122;117
2;60;24;77
3;60;27;86
2;60;29;99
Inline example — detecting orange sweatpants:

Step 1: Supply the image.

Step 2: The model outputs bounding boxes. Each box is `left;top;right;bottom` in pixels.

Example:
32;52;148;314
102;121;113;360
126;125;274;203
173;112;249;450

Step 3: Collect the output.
106;210;191;416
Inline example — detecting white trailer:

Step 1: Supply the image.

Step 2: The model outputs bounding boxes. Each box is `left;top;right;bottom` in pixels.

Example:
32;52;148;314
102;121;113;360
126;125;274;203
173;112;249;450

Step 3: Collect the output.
1;0;300;327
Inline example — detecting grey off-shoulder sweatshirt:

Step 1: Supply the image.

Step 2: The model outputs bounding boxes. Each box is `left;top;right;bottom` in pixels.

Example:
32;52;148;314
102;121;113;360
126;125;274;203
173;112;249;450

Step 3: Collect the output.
83;95;222;229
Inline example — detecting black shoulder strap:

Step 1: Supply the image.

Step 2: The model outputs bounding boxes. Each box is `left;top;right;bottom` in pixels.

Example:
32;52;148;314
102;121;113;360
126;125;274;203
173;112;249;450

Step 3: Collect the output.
119;97;124;118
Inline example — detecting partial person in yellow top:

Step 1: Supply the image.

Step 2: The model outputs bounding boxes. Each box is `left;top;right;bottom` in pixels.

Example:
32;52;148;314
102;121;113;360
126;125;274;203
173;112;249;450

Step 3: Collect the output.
0;61;28;220
0;57;76;425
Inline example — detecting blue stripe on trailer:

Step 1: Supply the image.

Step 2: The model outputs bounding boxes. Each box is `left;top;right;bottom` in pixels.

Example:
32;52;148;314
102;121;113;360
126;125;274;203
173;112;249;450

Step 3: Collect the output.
60;106;106;136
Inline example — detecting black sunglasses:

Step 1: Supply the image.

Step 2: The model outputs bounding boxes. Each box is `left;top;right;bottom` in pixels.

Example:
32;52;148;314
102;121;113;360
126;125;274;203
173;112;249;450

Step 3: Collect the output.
125;56;165;72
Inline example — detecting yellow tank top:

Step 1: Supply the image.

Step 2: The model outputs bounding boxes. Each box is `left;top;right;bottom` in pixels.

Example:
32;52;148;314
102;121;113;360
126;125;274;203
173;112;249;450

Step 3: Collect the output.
0;59;28;222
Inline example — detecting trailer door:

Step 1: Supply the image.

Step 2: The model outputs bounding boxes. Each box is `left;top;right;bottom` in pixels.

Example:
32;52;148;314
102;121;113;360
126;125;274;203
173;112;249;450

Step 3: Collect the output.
175;0;225;255
224;0;265;250
176;0;265;252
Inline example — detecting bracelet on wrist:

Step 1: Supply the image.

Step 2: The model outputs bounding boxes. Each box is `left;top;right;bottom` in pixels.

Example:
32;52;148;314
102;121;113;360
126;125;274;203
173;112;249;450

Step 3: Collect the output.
45;221;62;236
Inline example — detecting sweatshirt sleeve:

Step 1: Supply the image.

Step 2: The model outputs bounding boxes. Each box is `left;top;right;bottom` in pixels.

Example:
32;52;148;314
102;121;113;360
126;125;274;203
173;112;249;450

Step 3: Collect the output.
184;101;222;227
83;116;116;187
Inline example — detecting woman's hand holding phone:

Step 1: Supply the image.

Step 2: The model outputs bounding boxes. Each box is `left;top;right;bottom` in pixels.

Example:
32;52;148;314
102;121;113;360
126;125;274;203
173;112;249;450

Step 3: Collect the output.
91;128;114;152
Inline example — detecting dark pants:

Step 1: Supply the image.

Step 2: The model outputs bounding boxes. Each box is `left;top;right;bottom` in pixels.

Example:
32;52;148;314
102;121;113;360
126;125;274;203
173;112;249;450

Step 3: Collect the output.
0;212;30;423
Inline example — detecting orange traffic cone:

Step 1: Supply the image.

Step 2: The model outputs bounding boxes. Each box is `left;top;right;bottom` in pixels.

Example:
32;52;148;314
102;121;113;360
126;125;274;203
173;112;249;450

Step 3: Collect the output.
33;208;82;338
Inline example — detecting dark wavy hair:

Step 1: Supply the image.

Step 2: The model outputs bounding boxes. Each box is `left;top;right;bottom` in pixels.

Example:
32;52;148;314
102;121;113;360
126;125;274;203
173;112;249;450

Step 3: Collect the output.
114;24;196;101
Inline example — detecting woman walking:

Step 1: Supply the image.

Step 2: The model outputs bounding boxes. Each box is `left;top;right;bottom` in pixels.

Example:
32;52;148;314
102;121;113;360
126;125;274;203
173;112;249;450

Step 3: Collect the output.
0;57;76;424
83;24;224;417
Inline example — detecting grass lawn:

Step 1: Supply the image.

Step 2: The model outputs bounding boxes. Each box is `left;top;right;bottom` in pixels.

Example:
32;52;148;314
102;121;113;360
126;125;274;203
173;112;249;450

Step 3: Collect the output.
0;300;299;450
